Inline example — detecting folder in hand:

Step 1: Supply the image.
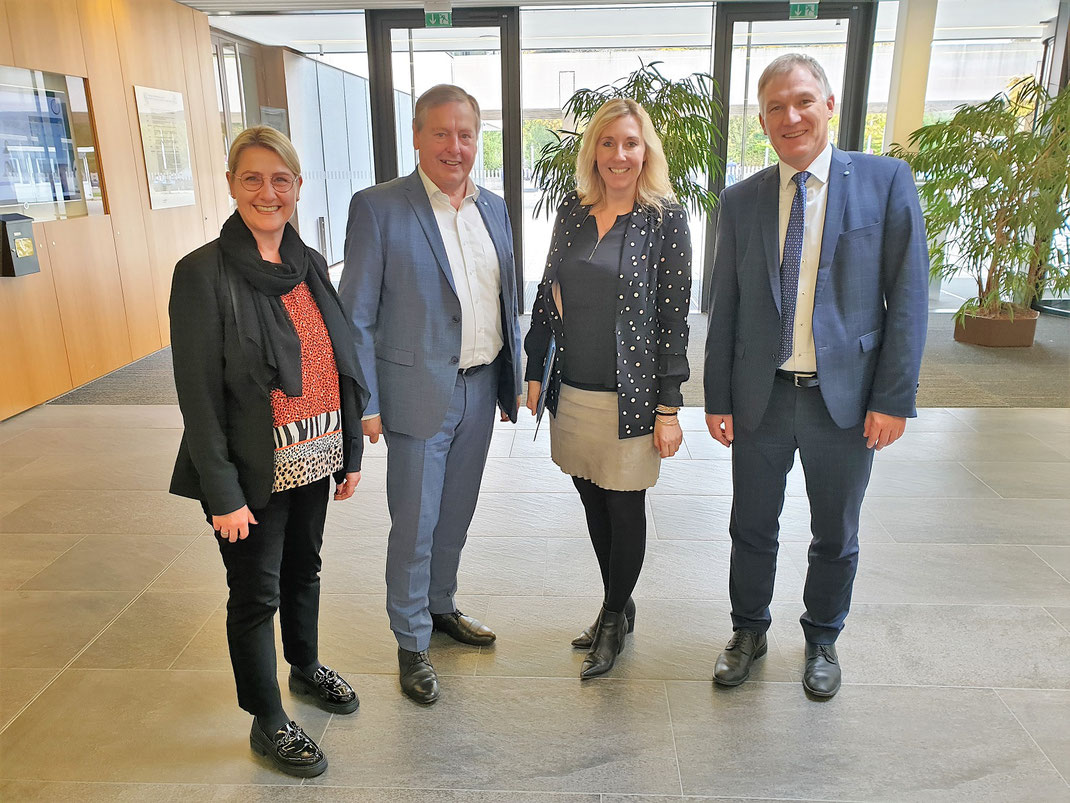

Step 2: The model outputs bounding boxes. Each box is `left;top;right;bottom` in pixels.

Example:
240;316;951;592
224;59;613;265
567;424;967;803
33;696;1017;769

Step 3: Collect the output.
534;335;557;439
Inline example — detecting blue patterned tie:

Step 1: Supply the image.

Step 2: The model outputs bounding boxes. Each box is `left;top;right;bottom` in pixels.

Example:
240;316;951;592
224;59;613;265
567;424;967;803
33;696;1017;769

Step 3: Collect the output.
777;170;811;367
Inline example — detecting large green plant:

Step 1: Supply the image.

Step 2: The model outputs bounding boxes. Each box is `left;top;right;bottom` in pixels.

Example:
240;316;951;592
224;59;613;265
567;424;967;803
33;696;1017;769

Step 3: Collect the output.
531;61;723;217
889;78;1070;321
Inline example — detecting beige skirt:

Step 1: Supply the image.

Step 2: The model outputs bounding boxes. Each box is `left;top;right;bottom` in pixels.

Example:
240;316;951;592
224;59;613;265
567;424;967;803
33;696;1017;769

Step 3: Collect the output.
549;383;661;491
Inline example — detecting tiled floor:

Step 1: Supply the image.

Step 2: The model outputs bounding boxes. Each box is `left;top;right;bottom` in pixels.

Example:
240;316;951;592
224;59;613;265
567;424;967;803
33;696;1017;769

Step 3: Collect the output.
0;404;1068;802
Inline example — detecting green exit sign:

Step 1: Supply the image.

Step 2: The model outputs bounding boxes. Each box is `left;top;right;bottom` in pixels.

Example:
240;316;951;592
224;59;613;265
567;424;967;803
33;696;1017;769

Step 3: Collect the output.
425;11;452;27
789;2;819;20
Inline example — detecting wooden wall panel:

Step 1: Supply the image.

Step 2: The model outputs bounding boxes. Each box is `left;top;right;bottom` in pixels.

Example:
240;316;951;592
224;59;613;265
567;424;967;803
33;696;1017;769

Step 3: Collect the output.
0;3;14;67
43;216;133;387
4;0;87;77
78;0;161;359
0;229;74;420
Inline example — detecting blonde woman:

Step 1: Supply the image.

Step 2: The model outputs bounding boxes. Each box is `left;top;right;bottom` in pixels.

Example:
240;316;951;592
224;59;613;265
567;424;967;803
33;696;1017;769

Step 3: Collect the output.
524;99;692;678
170;126;368;776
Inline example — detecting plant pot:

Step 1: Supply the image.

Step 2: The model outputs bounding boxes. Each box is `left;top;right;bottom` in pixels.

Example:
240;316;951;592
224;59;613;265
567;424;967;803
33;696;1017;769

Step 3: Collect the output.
953;310;1039;347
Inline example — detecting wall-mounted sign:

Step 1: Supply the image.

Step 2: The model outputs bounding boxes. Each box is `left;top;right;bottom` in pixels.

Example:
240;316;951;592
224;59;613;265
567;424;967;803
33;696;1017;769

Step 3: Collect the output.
789;2;819;20
425;0;452;28
1;213;41;277
133;85;196;210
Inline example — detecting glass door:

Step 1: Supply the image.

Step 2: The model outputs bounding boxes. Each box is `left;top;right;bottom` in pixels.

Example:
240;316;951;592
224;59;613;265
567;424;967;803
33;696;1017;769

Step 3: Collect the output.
366;9;523;303
702;1;878;309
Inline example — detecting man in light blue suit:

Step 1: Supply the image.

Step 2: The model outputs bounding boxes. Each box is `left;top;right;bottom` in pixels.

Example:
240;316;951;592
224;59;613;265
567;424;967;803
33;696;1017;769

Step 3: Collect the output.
339;85;522;704
704;55;928;697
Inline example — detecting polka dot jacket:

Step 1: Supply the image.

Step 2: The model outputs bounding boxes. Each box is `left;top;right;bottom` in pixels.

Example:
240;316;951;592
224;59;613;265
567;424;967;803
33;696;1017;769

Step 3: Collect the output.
524;192;692;439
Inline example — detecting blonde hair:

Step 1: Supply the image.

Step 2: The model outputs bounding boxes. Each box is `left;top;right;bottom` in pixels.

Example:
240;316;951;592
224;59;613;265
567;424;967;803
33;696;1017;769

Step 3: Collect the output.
414;84;481;131
575;98;674;214
227;125;301;177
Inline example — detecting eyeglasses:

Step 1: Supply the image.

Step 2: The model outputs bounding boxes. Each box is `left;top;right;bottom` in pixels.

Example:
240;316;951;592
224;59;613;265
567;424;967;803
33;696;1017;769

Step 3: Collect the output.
238;173;297;192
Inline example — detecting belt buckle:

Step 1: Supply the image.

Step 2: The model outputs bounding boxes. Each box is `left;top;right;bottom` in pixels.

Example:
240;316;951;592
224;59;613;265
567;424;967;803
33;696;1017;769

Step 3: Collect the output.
793;372;816;388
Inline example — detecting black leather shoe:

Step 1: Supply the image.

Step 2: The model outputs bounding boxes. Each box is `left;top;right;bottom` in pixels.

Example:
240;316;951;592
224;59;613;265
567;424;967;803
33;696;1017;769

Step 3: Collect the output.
580;605;629;679
250;719;327;778
803;642;841;698
571;598;635;649
431;609;496;646
398;647;440;704
288;665;359;714
713;629;768;687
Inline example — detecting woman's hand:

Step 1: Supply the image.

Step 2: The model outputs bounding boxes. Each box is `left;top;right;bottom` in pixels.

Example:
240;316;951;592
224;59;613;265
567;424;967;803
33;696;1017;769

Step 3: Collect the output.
526;381;541;416
334;471;361;501
213;505;258;543
653;416;683;458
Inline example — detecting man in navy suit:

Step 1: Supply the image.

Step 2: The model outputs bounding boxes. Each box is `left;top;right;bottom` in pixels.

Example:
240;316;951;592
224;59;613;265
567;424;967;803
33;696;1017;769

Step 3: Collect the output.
704;55;928;697
340;85;522;704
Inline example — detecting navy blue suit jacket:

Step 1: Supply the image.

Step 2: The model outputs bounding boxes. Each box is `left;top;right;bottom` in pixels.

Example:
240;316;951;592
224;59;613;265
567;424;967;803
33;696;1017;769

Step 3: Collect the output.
704;147;929;431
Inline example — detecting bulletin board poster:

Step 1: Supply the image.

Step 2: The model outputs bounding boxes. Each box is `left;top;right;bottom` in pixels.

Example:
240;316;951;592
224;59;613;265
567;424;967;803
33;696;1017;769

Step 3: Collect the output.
133;86;195;209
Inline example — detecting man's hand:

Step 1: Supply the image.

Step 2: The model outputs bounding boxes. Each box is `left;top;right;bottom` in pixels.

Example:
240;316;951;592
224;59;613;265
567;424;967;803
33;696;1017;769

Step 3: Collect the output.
706;413;734;447
212;505;258;543
526;381;541;416
334;471;361;501
863;411;906;450
362;415;382;443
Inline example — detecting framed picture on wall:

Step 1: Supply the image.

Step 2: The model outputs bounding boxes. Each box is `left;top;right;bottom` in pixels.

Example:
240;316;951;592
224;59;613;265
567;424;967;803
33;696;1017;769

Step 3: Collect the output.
133;85;196;209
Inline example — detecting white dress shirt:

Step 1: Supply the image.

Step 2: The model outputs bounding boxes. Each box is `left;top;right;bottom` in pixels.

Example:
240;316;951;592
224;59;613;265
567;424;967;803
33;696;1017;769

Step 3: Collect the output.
777;142;832;374
418;166;504;370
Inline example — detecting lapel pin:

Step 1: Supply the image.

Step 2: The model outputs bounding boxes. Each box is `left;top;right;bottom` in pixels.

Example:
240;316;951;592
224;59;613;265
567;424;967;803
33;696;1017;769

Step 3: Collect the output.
843;170;850;176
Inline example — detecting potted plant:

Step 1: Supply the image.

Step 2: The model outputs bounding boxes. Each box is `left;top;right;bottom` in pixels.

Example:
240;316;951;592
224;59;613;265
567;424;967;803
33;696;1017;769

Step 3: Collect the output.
531;61;723;218
889;78;1070;347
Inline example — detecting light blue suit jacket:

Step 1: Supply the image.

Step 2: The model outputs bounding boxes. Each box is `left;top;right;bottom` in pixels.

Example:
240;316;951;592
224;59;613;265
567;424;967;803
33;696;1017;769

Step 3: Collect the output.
704;147;929;431
339;170;522;440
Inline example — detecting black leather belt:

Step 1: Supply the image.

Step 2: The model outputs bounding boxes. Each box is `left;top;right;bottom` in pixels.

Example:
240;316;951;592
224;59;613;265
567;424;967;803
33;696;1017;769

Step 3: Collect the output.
776;369;820;388
459;363;489;376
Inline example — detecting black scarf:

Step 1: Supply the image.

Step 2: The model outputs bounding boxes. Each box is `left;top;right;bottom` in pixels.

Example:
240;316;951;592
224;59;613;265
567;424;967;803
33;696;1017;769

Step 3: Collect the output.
218;211;366;406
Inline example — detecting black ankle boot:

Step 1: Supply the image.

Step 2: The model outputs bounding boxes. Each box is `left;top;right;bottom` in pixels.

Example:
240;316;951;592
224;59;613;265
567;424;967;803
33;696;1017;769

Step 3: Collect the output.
580;605;629;679
571;598;635;649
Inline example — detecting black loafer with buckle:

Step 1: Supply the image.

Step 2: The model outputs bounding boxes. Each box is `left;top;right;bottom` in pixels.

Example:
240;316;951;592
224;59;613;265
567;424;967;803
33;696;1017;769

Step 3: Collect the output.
250;719;327;778
288;665;359;714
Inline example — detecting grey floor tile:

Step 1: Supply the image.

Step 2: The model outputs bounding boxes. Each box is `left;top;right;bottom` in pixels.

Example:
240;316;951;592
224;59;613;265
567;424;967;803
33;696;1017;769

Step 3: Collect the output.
648;459;733;496
867;497;1070;545
459;537;550;595
311;674;681;794
962;461;1070;499
822;460;1000;499
468;492;591;539
169;607;260;671
544;538;804;602
0;783;600;803
0;533;85;590
1032;546;1070;581
1048;607;1070;632
73;591;223;669
0;668;60;730
781;543;1070;606
907;407;981;432
325;491;391;537
475;596;796;683
487;428;516;458
9;404;184;430
648;495;891;543
479;457;578;494
0;590;134;668
19;534;195;592
678;432;733;460
149;534;228;592
1046;431;1070;460
0;669;329;784
603;798;824;803
948;407;1070;435
876;428;1069;462
997;689;1070;783
318;537;389;595
350;457;387;493
0;425;181;467
508;427;550;458
667;681;1068;800
0;490;207;535
0;491;42;520
769;602;1070;689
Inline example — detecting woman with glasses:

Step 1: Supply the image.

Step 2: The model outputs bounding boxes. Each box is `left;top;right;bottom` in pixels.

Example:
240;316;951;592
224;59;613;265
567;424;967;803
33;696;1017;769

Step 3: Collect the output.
524;99;691;679
169;126;368;777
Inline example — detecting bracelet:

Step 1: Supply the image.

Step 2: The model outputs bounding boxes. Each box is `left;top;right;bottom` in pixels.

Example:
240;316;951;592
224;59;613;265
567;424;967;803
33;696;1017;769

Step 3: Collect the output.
655;405;680;414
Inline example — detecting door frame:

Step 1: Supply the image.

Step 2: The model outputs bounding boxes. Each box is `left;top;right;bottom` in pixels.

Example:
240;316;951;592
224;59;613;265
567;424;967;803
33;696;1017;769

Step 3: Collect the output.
701;1;878;310
365;8;525;306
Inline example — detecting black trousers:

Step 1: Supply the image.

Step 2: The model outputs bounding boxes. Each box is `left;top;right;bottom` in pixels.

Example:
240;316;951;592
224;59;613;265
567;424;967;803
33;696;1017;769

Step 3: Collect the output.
729;377;875;644
213;477;329;717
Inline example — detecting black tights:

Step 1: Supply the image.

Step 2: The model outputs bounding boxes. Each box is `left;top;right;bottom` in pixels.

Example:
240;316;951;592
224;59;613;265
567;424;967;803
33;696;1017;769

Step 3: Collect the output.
571;476;647;613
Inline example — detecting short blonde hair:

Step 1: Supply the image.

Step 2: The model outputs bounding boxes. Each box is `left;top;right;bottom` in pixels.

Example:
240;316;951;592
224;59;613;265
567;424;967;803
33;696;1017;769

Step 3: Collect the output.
414;84;481;131
576;99;674;214
227;125;301;177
